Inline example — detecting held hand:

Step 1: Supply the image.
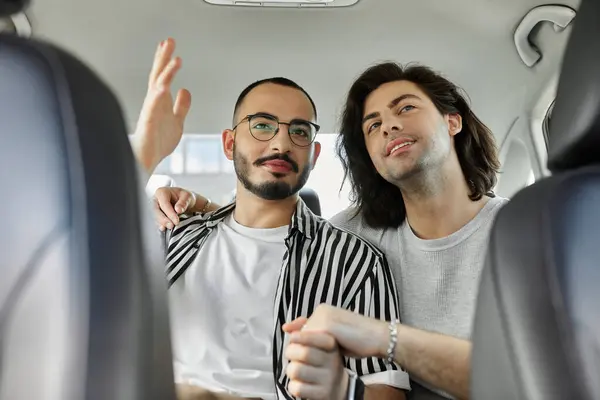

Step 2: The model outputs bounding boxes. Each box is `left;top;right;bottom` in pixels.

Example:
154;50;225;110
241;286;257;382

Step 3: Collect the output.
131;38;192;175
285;331;349;400
283;304;389;360
153;186;197;230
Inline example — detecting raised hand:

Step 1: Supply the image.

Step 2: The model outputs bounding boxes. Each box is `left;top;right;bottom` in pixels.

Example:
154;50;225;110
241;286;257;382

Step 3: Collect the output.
131;38;192;175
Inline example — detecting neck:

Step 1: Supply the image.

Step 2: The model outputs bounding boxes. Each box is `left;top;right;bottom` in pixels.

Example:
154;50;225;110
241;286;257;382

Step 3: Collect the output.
399;158;489;240
233;185;297;229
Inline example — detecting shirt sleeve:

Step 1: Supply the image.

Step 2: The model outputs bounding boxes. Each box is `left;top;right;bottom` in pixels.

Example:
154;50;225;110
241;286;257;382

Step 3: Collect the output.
345;256;411;391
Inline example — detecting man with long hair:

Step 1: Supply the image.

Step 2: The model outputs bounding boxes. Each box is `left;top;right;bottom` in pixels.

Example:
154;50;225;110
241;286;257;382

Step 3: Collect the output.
300;62;507;400
153;61;507;399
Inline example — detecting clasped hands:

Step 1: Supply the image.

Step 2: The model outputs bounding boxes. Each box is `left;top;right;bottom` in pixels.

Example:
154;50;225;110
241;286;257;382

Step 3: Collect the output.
283;304;390;400
283;315;349;400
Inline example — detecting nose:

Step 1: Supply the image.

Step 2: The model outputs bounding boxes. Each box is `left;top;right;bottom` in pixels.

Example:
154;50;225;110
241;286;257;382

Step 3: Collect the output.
269;124;293;153
380;114;403;137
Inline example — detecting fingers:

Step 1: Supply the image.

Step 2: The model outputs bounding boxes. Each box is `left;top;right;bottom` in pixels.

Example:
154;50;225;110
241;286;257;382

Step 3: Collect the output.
149;38;184;93
285;342;330;366
149;38;175;87
287;380;327;400
285;333;347;400
155;188;181;227
155;56;182;91
174;190;195;214
174;88;192;124
153;198;174;231
282;317;308;333
286;361;322;384
289;331;337;352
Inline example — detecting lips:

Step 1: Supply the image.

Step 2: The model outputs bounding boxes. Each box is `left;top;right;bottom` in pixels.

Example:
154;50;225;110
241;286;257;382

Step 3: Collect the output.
386;137;415;156
262;160;293;172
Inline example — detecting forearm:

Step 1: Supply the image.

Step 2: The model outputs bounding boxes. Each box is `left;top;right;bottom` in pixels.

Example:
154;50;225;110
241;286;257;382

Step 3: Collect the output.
130;135;159;177
394;325;471;400
365;384;406;400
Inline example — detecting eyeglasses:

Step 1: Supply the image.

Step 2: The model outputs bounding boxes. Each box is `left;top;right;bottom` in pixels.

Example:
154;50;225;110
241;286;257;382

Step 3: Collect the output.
232;113;320;147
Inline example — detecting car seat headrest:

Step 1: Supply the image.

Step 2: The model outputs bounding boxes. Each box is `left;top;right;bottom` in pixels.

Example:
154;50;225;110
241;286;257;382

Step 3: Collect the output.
0;0;29;17
299;187;321;216
547;0;600;171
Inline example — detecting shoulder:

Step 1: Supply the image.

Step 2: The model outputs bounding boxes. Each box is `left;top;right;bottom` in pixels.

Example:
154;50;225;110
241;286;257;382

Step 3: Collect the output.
328;206;362;231
492;195;510;207
328;206;396;252
169;203;234;237
486;195;510;219
312;212;387;260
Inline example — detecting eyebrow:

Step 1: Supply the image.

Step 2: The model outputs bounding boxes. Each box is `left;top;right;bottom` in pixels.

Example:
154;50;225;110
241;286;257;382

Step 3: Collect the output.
362;94;422;124
252;112;314;124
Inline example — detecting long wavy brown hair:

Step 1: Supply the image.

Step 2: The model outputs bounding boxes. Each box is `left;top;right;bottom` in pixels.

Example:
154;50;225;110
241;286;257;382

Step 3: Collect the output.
336;62;501;228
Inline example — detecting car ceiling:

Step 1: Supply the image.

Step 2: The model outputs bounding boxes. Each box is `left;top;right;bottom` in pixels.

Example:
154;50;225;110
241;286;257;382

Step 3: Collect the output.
26;0;580;142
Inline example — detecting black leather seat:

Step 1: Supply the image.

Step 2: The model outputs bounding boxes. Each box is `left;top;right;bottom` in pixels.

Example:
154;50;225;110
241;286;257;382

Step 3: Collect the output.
0;2;175;399
470;0;600;398
299;187;322;216
229;187;322;216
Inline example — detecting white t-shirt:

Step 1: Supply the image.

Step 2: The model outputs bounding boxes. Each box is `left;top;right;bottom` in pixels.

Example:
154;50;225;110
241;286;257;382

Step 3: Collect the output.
169;214;288;399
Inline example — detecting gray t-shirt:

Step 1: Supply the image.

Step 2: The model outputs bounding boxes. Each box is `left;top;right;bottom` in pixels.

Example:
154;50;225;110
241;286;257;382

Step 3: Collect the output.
329;196;508;397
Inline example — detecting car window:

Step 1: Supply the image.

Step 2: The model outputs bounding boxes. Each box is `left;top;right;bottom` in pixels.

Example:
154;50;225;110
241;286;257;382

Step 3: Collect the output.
138;133;352;217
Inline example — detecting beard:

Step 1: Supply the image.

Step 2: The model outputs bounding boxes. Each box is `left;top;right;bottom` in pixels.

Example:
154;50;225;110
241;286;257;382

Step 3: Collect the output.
233;145;311;200
388;127;451;183
388;156;429;182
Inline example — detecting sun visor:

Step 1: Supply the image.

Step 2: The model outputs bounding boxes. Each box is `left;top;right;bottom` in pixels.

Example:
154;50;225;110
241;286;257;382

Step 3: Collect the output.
547;0;600;171
203;0;359;7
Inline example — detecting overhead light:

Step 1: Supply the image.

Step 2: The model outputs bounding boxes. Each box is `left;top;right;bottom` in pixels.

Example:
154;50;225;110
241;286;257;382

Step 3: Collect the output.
204;0;359;7
0;12;32;37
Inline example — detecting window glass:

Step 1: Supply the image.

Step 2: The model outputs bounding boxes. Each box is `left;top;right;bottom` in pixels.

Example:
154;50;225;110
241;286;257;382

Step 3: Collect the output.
185;136;222;173
133;133;353;218
153;144;184;174
221;150;235;173
305;134;352;218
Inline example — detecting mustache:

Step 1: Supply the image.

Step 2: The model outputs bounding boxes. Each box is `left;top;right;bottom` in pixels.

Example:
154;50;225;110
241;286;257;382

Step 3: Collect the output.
254;153;299;172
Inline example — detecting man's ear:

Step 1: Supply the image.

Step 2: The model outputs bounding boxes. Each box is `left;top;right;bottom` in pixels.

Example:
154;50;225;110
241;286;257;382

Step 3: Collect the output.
447;113;463;137
222;129;235;160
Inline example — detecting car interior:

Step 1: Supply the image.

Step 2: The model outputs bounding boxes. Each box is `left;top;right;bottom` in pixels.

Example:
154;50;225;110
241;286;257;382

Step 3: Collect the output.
470;0;600;398
0;0;598;399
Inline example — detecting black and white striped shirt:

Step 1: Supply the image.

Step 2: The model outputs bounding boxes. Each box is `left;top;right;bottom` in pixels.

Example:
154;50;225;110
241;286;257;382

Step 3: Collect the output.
165;200;410;398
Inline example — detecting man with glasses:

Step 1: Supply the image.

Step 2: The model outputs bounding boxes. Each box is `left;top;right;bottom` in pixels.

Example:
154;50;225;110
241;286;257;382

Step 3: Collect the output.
132;38;408;400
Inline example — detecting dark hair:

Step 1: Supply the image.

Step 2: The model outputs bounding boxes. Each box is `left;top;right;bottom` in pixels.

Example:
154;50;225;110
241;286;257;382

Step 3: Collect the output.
336;62;501;229
233;77;317;124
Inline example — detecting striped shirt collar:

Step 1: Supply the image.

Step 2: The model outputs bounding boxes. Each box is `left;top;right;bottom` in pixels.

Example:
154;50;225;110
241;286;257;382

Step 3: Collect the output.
202;197;318;239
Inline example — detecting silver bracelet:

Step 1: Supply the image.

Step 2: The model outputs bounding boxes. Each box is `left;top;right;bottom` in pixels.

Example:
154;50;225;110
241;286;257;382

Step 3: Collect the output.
386;319;400;365
200;197;212;214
